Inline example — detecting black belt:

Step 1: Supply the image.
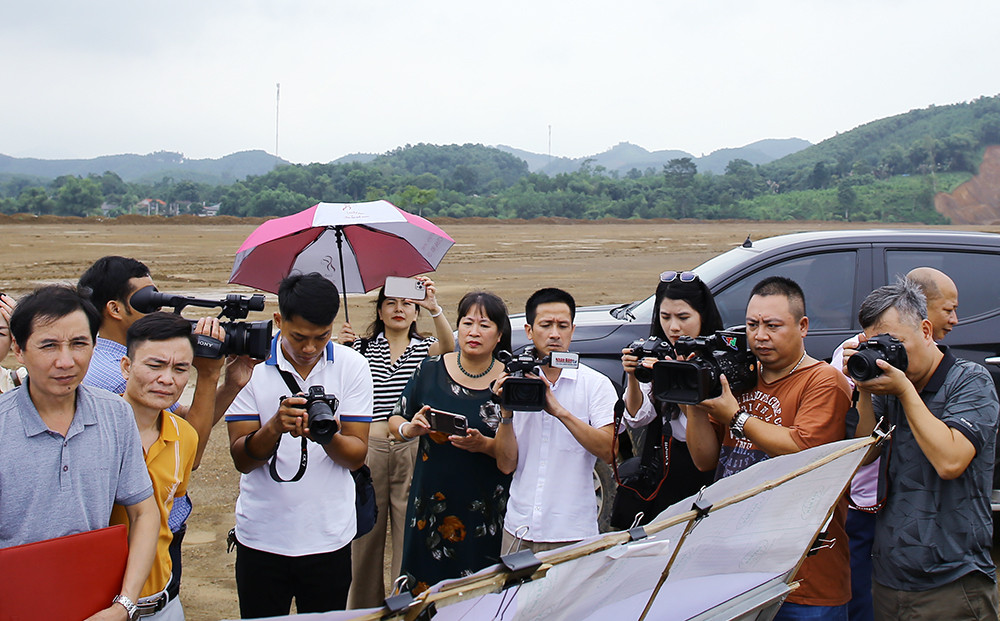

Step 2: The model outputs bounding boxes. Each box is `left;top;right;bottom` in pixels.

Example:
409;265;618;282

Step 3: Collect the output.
137;582;177;617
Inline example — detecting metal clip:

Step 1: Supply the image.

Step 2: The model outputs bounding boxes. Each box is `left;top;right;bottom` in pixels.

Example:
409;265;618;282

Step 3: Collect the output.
505;524;530;555
808;533;836;556
872;417;895;448
382;576;415;615
628;512;647;541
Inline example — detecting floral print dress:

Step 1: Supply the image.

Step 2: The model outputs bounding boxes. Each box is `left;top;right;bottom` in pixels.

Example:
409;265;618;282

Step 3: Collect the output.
394;356;511;594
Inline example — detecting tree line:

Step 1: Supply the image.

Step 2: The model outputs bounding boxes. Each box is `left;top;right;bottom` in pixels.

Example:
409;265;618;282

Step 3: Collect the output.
3;95;998;223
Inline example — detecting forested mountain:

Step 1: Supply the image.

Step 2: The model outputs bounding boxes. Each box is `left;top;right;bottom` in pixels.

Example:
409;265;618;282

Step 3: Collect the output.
2;95;998;223
494;138;810;175
0;150;287;184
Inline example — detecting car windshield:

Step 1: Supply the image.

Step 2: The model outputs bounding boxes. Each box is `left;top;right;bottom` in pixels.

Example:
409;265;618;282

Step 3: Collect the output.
612;245;759;323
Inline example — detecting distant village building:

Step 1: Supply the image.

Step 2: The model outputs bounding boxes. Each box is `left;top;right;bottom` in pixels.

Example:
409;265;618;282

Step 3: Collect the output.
135;198;167;215
201;203;221;217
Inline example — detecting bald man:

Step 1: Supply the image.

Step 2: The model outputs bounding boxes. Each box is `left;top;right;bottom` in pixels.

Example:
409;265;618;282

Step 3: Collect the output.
906;267;959;341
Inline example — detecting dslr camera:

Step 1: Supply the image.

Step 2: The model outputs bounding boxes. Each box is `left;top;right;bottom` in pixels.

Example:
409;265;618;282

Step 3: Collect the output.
651;327;758;404
626;336;676;383
497;348;579;412
130;285;272;359
299;386;340;445
847;333;908;381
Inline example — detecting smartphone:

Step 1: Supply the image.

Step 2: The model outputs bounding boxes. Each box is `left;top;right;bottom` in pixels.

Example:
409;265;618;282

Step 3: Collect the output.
384;276;426;300
426;408;468;436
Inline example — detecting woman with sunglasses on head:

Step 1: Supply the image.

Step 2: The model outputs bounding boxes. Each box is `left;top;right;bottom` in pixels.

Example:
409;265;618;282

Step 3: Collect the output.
613;271;719;528
388;291;513;595
338;276;455;609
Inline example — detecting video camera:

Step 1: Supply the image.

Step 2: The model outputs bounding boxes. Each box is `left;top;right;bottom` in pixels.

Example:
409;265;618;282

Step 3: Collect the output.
847;333;908;381
130;285;272;359
651;327;758;404
626;336;676;383
496;348;579;411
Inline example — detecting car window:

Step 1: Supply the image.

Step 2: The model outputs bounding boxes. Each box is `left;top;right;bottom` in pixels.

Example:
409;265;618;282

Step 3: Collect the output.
713;251;858;331
886;250;1000;320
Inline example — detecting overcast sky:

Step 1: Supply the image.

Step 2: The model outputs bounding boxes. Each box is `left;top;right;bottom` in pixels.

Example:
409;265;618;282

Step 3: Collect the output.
2;1;997;164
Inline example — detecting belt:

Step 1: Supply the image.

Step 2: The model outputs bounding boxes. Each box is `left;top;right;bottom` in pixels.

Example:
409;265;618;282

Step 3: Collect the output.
136;582;177;617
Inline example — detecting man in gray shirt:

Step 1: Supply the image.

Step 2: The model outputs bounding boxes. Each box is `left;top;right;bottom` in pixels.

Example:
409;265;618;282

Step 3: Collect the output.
0;284;158;621
846;279;999;620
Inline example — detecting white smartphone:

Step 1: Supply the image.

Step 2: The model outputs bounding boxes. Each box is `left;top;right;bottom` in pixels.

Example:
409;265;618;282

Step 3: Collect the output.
384;276;426;300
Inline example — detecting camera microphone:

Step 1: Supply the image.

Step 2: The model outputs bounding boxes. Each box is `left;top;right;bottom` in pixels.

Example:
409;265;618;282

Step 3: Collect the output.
129;285;188;314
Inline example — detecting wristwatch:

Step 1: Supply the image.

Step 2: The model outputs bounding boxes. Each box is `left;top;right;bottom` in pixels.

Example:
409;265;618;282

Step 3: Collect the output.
730;410;753;440
113;593;140;621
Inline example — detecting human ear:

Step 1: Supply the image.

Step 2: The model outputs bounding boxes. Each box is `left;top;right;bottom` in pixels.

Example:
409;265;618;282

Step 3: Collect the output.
120;356;131;381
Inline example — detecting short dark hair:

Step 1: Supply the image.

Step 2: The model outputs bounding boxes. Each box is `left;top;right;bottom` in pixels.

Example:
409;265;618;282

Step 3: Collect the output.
78;256;151;316
457;291;512;356
749;276;806;320
649;276;723;340
278;273;340;326
525;288;576;326
125;312;196;359
10;284;101;347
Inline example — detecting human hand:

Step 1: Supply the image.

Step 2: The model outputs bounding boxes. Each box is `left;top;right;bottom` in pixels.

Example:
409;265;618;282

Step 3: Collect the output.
223;354;262;389
621;347;640;376
84;603;129;621
192;317;226;374
414;276;442;316
696;374;740;425
853;359;911;397
272;395;309;437
400;406;433;440
449;428;488;453
0;293;14;358
338;322;357;345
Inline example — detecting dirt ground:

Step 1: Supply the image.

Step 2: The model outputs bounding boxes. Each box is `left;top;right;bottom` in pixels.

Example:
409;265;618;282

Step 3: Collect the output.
2;218;999;620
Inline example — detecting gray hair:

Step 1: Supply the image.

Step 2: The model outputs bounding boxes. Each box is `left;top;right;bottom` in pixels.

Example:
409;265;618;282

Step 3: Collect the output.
858;278;927;329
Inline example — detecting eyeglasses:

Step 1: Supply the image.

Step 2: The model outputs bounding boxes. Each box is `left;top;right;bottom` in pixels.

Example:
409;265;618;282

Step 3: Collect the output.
660;271;698;283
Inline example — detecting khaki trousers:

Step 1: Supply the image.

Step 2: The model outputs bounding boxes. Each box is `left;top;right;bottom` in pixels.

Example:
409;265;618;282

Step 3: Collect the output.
347;421;418;609
872;571;999;621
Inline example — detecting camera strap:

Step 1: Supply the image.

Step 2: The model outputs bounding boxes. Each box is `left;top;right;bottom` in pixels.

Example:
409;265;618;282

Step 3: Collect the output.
267;368;309;483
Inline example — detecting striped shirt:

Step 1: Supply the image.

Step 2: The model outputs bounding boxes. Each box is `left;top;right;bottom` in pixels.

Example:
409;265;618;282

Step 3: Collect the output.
352;333;436;422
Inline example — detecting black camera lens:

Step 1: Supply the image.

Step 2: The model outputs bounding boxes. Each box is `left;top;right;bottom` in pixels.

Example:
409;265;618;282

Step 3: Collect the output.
308;402;337;444
847;334;907;382
847;350;882;381
502;377;547;412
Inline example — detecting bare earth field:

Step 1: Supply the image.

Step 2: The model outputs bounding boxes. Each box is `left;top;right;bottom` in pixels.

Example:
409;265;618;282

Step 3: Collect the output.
2;218;999;620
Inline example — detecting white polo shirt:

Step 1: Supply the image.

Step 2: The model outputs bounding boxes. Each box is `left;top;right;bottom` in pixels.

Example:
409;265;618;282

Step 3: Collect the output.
504;362;616;542
225;335;373;556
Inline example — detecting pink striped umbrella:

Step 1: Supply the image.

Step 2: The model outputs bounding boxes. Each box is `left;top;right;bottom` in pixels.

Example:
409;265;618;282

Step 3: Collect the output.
229;200;454;321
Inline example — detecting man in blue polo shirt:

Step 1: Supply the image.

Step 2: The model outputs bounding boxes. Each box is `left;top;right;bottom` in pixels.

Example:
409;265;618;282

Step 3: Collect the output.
225;273;372;618
846;279;999;620
0;284;158;621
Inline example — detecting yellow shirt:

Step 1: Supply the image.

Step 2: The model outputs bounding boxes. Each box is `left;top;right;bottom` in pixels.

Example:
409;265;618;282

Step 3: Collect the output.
111;411;198;598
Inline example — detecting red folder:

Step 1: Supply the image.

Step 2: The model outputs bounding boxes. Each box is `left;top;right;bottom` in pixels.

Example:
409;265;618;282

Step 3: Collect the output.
0;524;128;621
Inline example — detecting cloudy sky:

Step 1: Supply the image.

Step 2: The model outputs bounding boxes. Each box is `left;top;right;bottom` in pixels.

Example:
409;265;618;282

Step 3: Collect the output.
2;1;997;164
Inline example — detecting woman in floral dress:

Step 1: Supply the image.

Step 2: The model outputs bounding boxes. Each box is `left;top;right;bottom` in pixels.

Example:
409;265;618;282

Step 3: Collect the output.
389;291;512;594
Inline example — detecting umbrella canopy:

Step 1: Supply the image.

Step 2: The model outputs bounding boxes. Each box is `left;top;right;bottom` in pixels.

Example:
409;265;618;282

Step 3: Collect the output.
229;200;454;319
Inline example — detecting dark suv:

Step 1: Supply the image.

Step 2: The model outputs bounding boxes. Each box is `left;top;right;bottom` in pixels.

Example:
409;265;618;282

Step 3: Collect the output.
510;229;1000;529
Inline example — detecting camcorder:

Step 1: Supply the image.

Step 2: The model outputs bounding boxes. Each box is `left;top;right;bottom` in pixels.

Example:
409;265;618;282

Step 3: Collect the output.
496;348;579;411
651;327;758;404
626;336;676;383
847;333;908;381
130;285;272;359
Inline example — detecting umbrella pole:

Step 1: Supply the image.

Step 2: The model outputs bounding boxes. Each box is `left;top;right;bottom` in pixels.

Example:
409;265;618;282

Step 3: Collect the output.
335;226;350;323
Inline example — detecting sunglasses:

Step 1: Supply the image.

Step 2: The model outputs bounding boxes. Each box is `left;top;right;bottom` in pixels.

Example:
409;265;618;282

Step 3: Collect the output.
660;270;698;283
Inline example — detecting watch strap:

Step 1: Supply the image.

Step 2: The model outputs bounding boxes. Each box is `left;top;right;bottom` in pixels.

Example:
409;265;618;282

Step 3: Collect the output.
113;593;139;620
730;410;751;439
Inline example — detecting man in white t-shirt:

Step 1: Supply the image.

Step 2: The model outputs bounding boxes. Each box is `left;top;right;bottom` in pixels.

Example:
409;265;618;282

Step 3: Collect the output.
225;273;372;618
494;288;617;553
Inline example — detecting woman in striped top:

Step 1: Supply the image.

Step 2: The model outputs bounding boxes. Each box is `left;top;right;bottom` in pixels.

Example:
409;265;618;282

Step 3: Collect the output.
341;276;455;609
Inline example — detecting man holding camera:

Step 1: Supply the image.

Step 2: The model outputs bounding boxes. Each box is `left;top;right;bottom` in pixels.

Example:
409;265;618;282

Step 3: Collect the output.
845;280;998;620
225;273;372;618
0;285;159;621
686;276;853;620
79;256;241;603
494;288;617;553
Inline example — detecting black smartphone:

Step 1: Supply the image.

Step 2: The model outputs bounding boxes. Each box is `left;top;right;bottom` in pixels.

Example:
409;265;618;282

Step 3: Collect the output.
426;408;468;436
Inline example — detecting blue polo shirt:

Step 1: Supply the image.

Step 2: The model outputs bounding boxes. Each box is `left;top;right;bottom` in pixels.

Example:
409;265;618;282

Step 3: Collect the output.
0;383;152;548
872;348;999;591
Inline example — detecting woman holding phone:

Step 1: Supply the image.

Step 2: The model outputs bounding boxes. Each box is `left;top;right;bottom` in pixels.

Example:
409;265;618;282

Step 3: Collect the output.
340;276;455;608
388;291;512;595
614;271;719;527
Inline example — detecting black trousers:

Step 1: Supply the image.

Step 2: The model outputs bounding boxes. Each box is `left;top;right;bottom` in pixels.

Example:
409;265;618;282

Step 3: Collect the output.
234;538;352;619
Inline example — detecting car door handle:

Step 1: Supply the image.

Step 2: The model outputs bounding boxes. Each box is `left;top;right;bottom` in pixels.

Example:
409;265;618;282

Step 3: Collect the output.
986;356;1000;366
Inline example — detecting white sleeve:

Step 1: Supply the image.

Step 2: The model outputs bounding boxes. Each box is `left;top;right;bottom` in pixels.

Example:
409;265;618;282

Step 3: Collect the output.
623;383;658;428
